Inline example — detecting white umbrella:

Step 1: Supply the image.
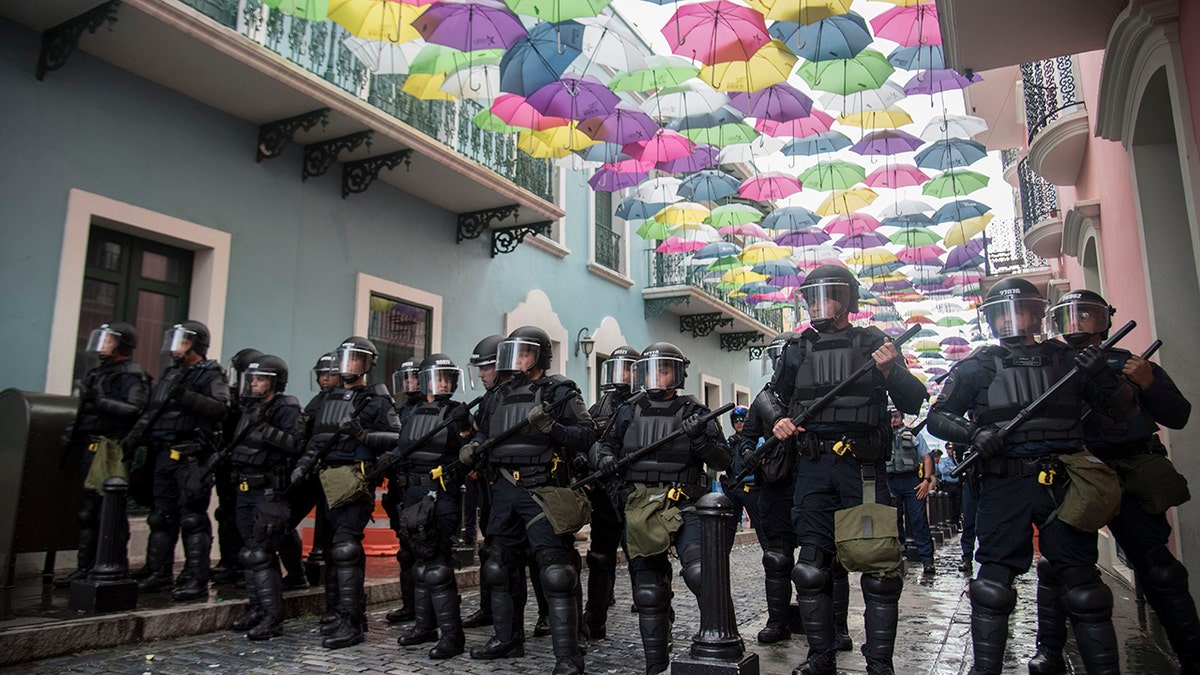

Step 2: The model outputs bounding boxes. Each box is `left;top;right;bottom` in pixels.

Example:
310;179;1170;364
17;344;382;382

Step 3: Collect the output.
440;64;501;100
343;37;424;75
877;199;935;218
633;176;684;202
640;79;728;120
819;82;906;116
920;114;989;142
715;136;785;165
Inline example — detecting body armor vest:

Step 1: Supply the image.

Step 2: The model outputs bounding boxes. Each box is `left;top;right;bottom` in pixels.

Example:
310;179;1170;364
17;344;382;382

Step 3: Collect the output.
622;396;702;486
230;395;300;470
310;388;359;461
592;391;626;429
791;330;886;432
887;431;920;474
75;360;148;437
489;379;555;467
974;344;1081;444
399;401;456;471
149;361;224;439
1082;349;1160;456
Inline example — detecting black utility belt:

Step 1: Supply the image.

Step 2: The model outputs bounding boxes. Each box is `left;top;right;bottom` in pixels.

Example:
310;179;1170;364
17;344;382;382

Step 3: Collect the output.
796;434;884;456
494;464;564;488
887;470;919;478
235;472;285;491
978;456;1060;477
630;482;707;502
1088;436;1163;462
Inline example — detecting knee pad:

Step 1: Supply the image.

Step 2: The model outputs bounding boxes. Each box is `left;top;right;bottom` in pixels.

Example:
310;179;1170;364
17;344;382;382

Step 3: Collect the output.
586;550;614;571
180;512;207;535
241;548;272;571
330;541;363;567
481;557;508;589
762;548;794;577
396;547;415;567
147;510;175;531
536;548;572;570
1035;557;1061;587
678;545;702;591
424;564;453;588
237;548;254;569
969;577;1017;615
861;574;903;602
1141;546;1189;593
541;563;578;595
633;582;671;613
792;561;830;594
1062;582;1113;623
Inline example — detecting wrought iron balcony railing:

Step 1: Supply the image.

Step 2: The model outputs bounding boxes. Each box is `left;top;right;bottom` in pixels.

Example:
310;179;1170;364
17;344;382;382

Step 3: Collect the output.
595;227;622;273
1016;157;1060;229
1021;56;1086;144
178;0;555;202
646;251;785;333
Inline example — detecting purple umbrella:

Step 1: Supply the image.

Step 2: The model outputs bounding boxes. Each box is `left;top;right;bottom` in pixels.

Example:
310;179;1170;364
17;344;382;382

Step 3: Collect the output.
774;226;831;247
526;75;620;120
904;68;983;96
413;1;528;51
589;166;648;192
940;336;970;346
849;129;924;156
727;83;813;122
942;237;988;271
836;232;891;249
658;143;720;173
578;106;661;145
883;326;906;337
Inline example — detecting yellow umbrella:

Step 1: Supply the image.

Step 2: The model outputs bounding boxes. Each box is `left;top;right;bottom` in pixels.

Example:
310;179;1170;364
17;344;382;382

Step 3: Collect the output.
531;122;599;153
816;187;878;216
654;202;712;226
516;131;574;158
874;0;925;5
838;106;914;130
756;0;853;24
739;242;792;264
863;271;908;282
698;41;797;93
670;222;717;233
402;72;457;101
905;308;931;316
943;213;993;247
721;268;770;284
328;0;425;42
845;247;897;266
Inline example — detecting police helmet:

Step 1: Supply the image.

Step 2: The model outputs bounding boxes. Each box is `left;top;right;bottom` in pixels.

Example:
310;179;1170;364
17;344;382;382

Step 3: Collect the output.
497;326;553;375
600;345;640;392
731;406;748;424
242;354;289;398
392;359;421;396
980;278;1047;343
162;321;211;358
764;331;796;374
798;265;858;331
227;348;264;388
418;353;461;398
86;321;138;360
336;336;378;382
311;351;339;390
633;342;688;395
467;334;505;390
1048;289;1115;346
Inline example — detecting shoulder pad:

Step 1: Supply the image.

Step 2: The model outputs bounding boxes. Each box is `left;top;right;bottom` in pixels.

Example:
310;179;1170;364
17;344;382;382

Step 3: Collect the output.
117;361;147;375
200;359;224;371
679;394;707;413
973;345;1007;360
799;327;819;341
540;374;580;393
276;395;301;408
367;383;392;398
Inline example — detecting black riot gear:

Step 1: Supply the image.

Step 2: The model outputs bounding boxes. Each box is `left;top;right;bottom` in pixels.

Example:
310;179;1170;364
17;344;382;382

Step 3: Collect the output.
599;345;639;392
980;277;1047;344
228;348;264;392
468;334;504;390
764;331;796;374
418;354;461;398
791;330;887;430
336;336;378;383
243;355;289;397
86;321;138;360
393;360;421;397
497;326;553;374
312;351;339;391
1048;290;1115;346
621;396;705;487
163;321;211;360
799;265;858;331
632;342;688;397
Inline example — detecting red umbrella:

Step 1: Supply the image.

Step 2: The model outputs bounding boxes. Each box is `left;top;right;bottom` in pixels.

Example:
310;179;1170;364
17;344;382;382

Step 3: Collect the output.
904;315;935;325
662;0;770;66
739;171;802;201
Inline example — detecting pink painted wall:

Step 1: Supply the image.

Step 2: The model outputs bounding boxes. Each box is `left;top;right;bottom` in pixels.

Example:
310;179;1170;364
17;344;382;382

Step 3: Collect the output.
1178;1;1200;161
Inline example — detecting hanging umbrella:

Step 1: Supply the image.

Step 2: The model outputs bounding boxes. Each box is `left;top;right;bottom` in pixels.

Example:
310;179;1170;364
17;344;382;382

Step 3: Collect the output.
816;187;878;215
498;24;584;96
343;37;424;74
574;141;628;163
740;242;793;264
412;1;526;51
624;130;696;163
859;261;905;277
676;122;761;147
797;49;895;95
692;241;743;261
634;176;684;202
663;0;771;66
769;12;871;61
943;238;989;269
617;196;675;221
888;227;941;246
658;143;721;173
882;212;934;229
666;105;745;132
849;129;924;156
799;161;867;192
654;201;711;226
637;219;674;240
409;43;505;75
896;243;945;262
836;232;891;249
504;0;611;22
774;225;831;247
639;79;730;120
491;93;569;130
526;74;620;121
887;44;945;70
739;172;803;201
698;40;797;93
870;2;940;46
658;229;721;253
914;138;987;171
942;218;990;247
758;0;854;25
923;169;990;198
472;109;526;133
756;110;836;137
707;204;764;228
610;54;699;92
873;309;903;323
819;82;906;114
838;107;914;130
678;169;741;202
763;205;822;230
329;0;426;41
728;83;814;122
578;106;661;145
515;132;575;158
904;69;983;96
705;254;747;271
403;72;458;100
920;114;988;142
439;64;502;99
878;199;934;218
864;164;929;188
263;0;330;20
781;130;853;156
933;199;992;224
715;135;786;164
824;212;882;235
588;166;647;192
845;247;897;266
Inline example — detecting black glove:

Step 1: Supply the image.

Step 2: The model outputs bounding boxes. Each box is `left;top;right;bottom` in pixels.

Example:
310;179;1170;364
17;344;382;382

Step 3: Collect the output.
450;404;471;428
338;417;365;439
1076;344;1107;377
459;441;482;467
78;380;98;403
168;382;188;401
289;465;307;486
596;453;618;476
971;426;1005;458
120;431;142;450
682;413;707;440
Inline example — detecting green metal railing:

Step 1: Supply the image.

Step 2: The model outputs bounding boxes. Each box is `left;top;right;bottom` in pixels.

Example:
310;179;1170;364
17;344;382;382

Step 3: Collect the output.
594;227;621;273
646;251;784;333
178;0;555;201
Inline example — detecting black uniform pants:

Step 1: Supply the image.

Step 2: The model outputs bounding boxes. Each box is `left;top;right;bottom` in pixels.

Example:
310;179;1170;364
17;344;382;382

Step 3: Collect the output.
399;483;462;565
792;452;892;556
757;478;797;549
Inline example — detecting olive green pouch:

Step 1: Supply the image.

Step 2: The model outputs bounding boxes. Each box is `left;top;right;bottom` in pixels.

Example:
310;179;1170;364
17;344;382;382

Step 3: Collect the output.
623;485;683;559
834;472;902;575
84;436;128;492
1051;450;1123;531
1108;452;1190;515
320;464;370;509
530;486;592;535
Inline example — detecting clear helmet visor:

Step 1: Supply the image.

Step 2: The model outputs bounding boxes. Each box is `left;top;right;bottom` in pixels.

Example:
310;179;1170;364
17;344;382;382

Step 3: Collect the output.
240;365;278;399
1048;301;1111;341
311;359;340;391
798;280;852;323
981;297;1048;341
419;365;461;397
763;341;786;375
161;325;196;354
337;346;373;379
391;366;421;396
599;356;635;391
632;355;686;393
467;358;497;391
86;327;122;357
496;337;541;374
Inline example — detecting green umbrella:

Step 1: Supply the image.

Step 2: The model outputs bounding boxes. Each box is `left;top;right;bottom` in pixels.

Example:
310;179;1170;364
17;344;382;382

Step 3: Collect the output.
610;55;700;93
637;219;674;240
505;0;613;22
797;49;894;95
707;204;764;228
706;254;745;271
678;122;760;147
922;169;990;198
263;0;329;21
472;109;526;133
409;45;505;75
936;316;967;327
888;227;941;246
799;161;866;191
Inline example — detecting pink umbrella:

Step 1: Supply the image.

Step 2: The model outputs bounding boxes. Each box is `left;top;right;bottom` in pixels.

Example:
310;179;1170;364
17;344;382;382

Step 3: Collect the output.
624;130;696;163
662;0;771;65
823;213;882;236
491;94;568;130
870;3;941;47
896;244;946;262
657;231;719;253
739;171;802;201
755;110;835;138
657;143;720;173
718;223;770;238
864;164;930;188
588;167;647;191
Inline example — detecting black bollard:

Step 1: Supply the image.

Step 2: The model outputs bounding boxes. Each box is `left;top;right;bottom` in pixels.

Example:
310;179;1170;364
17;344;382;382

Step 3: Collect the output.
454;483;475;567
672;492;759;675
69;477;137;613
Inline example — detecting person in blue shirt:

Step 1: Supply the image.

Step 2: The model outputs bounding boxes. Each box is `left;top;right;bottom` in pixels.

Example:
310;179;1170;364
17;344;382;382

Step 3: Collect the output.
885;408;936;575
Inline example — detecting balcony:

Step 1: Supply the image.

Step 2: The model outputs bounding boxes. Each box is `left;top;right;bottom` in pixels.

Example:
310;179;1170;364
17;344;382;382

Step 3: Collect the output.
594;227;622;274
1016;158;1063;259
1001;148;1023;187
1022;57;1089;185
643;252;783;350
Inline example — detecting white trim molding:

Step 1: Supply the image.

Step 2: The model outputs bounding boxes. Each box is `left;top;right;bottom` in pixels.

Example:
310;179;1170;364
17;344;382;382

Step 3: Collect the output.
585;316;629;403
1062;199;1102;257
353;273;443;354
505;289;569;375
1095;0;1182;143
46;189;231;394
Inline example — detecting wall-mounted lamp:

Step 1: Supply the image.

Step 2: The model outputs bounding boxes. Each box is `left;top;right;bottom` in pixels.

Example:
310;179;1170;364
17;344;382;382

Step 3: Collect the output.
575;327;596;357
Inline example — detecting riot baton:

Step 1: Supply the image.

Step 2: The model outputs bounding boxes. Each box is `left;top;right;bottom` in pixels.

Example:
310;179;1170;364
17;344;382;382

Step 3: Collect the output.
729;323;924;489
950;319;1137;479
571;401;736;490
285;392;373;491
1080;339;1161;423
364;395;484;484
440;388;580;475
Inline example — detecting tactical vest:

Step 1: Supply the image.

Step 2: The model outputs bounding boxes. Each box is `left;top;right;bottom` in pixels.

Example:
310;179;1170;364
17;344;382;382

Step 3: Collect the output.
791;329;886;431
887;431;920;474
592;391;622;429
399;401;457;471
310;386;370;463
230;395;300;470
622;395;702;486
974;343;1081;445
489;378;556;468
75;360;148;437
149;360;226;438
1082;349;1160;455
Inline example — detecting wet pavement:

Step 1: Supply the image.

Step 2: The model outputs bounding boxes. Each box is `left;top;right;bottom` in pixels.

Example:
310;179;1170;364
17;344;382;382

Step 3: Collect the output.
0;532;1180;675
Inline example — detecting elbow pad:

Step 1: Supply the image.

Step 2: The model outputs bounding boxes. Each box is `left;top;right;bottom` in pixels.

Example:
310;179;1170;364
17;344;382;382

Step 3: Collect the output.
93;396;143;420
364;431;399;454
927;411;976;445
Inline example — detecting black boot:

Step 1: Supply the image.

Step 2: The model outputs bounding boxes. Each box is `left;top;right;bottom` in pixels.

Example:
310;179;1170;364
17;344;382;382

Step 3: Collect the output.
832;561;852;652
231;566;264;631
138;526;177;593
968;577;1016;675
639;609;671;675
1028;559;1067;675
171;529;211;601
322;542;366;650
427;563;465;659
544;563;583;671
387;549;417;623
248;564;284;640
583;551;614;640
1138;547;1200;673
398;565;438;646
1063;582;1119;675
319;568;339;633
56;519;99;588
758;571;793;643
471;563;525;659
861;574;901;675
792;561;835;675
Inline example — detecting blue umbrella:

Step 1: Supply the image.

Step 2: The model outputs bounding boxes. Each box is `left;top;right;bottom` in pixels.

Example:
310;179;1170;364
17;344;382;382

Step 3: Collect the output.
914;138;988;171
859;261;905;277
576;142;629;163
932;198;992;223
678;169;740;202
781;131;852;156
881;214;934;228
615;196;673;221
769;13;872;62
666;106;745;132
499;21;585;96
739;281;782;296
751;260;800;276
762;205;821;230
887;44;945;70
692;241;743;261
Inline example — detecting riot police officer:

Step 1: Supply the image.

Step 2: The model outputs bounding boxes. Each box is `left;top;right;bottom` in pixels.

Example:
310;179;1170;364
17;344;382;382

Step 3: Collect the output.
582;344;639;640
124;321;230;600
927;279;1135;675
595;342;731;675
290;336;400;649
1026;290;1198;673
384;359;424;625
392;354;472;659
768;265;927;675
458;326;596;675
213;348;263;585
55;322;150;587
227;355;302;640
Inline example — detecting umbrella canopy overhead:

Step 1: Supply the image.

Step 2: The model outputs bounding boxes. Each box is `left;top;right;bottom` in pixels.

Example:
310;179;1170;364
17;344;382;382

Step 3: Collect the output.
663;0;771;65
